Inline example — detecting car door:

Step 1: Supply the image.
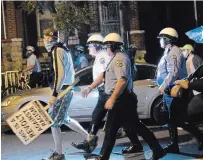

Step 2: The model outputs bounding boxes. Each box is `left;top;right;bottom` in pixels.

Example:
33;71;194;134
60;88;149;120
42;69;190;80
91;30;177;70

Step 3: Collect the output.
68;67;99;122
133;64;159;117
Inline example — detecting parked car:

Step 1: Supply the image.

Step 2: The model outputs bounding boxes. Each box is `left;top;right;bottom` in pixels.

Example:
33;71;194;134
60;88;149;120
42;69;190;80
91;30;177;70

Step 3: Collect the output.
1;63;161;132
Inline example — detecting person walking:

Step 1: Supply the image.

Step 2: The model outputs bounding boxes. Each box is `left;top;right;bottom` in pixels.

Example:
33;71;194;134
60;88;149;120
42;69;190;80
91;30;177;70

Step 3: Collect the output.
87;33;166;160
42;28;98;160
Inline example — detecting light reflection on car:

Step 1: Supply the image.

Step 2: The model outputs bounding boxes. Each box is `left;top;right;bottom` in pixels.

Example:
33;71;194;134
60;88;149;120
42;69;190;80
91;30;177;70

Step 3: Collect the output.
1;63;162;132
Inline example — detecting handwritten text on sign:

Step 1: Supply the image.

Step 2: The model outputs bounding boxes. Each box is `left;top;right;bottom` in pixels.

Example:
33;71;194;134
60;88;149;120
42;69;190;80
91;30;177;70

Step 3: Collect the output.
6;101;53;145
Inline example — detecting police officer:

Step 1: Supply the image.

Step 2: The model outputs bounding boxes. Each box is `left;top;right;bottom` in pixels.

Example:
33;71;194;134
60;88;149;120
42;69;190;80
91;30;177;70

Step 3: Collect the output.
87;33;166;160
74;45;88;70
72;34;143;154
156;27;187;153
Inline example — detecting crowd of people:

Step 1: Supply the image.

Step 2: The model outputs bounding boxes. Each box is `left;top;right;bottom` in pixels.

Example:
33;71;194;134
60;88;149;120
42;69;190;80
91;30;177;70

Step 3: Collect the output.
22;27;203;160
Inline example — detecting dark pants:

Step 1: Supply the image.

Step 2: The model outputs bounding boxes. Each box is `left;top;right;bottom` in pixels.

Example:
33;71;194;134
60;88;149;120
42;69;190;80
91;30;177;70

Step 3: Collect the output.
100;91;162;160
90;86;142;148
29;72;43;88
90;86;109;135
170;91;203;142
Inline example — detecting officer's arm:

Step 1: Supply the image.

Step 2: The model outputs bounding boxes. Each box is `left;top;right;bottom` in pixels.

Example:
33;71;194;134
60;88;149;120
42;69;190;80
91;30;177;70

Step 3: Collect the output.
52;48;65;96
160;53;182;90
89;72;104;89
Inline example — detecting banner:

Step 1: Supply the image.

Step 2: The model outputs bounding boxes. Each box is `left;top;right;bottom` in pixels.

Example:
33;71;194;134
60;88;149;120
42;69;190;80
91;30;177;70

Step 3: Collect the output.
6;101;54;145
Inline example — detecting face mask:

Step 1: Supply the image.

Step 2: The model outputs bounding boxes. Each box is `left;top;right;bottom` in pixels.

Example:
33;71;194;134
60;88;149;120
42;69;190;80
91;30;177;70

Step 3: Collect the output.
160;38;165;49
182;52;189;58
26;51;32;57
43;39;56;52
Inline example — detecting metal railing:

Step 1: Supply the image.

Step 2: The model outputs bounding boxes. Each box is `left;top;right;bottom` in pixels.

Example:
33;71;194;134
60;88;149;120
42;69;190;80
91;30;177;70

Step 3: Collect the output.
1;68;50;96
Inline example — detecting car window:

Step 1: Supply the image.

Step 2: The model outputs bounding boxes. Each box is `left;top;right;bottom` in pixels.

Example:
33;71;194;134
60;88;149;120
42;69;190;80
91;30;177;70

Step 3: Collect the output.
76;67;93;86
135;65;156;81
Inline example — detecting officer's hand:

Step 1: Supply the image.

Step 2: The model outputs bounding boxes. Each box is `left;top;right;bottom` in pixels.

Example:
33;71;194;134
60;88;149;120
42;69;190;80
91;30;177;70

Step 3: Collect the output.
159;87;165;95
105;98;115;110
170;85;181;97
81;87;91;98
48;96;57;107
175;80;189;89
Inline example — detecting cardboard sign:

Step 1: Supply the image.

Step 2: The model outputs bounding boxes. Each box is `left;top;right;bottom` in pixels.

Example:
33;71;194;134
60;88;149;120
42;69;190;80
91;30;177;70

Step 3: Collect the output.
6;101;54;145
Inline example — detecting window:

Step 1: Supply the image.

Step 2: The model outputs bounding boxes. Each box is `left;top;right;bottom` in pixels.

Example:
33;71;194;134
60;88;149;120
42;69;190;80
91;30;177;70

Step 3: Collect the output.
135;65;157;80
39;20;53;38
76;68;93;86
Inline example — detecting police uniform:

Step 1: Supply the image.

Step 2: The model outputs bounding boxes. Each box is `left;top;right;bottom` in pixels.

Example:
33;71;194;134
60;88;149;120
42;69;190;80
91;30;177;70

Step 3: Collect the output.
99;50;165;160
89;50;111;134
157;45;187;111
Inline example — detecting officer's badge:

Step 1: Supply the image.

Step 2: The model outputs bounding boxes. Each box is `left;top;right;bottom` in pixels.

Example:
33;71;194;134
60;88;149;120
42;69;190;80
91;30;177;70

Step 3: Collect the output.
172;55;177;60
99;58;105;64
115;60;123;67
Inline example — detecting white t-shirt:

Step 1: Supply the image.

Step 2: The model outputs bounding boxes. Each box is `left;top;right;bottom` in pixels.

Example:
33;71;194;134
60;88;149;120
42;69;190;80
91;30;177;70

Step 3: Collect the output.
93;50;111;87
27;54;41;74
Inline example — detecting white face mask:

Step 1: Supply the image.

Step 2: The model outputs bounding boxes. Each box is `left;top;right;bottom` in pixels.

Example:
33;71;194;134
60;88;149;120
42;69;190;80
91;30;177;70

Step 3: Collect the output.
182;51;189;58
88;45;97;57
160;38;165;49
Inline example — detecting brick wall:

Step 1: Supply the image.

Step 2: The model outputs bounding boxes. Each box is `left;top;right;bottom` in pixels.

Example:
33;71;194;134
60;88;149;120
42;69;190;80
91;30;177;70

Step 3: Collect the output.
88;1;100;33
5;1;17;39
128;1;145;50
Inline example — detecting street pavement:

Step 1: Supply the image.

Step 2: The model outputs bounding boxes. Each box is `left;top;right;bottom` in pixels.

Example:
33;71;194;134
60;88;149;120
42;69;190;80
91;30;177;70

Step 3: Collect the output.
2;125;203;160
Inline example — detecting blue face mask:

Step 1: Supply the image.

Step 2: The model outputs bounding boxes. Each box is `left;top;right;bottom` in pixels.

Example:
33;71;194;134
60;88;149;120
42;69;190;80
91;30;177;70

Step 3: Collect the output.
43;40;56;52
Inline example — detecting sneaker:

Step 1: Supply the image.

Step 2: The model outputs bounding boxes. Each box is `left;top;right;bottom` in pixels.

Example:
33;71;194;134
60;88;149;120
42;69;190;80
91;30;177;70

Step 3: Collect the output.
72;136;98;153
85;155;101;160
88;135;98;152
42;151;65;160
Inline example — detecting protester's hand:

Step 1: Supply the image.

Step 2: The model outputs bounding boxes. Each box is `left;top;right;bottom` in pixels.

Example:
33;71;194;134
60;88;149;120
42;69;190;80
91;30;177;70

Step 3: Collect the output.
81;87;92;98
170;85;181;97
175;80;189;89
105;97;115;110
48;96;57;107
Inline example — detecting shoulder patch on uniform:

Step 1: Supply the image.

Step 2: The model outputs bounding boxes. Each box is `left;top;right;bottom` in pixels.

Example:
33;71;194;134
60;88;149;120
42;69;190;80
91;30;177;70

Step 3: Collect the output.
99;58;105;64
172;55;177;60
115;60;123;67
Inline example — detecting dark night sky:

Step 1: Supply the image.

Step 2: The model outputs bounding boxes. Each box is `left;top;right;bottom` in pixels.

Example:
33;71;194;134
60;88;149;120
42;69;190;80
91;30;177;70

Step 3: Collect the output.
138;1;203;64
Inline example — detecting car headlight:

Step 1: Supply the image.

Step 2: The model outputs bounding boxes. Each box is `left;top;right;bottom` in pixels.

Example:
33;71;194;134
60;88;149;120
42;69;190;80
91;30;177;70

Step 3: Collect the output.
1;96;20;106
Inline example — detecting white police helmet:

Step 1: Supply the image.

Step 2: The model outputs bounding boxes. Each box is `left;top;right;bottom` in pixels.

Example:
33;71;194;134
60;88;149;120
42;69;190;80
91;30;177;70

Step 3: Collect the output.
87;34;104;44
157;27;178;41
103;33;123;44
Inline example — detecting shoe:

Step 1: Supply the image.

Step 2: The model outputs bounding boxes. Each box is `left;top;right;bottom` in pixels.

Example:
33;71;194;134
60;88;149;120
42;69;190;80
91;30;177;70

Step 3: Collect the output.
122;145;143;154
150;149;167;160
163;143;180;154
85;155;101;160
72;136;98;153
116;128;126;139
42;151;65;160
198;141;203;151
